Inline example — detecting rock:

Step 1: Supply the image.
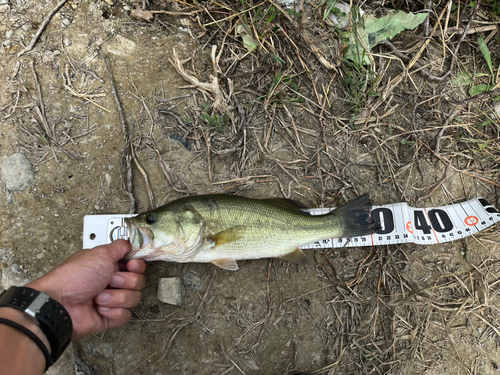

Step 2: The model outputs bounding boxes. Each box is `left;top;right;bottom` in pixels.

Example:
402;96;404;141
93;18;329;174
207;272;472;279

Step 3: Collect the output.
1;153;35;191
96;343;112;358
157;277;185;306
0;4;10;12
169;133;191;151
105;34;137;56
1;264;30;289
85;343;94;356
61;17;72;27
42;50;57;63
0;0;10;4
63;37;72;47
181;272;202;290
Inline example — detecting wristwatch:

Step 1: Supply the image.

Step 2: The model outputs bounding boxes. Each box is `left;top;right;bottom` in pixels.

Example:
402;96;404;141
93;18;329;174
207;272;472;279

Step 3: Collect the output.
0;286;73;368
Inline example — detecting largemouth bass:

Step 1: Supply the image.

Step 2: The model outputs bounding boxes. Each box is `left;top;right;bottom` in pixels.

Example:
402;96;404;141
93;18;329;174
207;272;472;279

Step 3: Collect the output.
125;194;378;270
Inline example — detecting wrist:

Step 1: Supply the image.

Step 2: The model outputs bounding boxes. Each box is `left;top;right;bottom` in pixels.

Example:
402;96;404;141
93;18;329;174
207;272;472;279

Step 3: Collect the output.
27;277;64;307
0;306;51;354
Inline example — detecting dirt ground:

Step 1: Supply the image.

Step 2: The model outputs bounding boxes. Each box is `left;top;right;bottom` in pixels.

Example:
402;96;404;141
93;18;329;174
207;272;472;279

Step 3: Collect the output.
1;0;500;374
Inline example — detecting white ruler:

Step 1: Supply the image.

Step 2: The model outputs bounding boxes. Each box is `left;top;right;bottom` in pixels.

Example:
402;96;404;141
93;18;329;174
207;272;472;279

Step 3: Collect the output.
83;197;500;250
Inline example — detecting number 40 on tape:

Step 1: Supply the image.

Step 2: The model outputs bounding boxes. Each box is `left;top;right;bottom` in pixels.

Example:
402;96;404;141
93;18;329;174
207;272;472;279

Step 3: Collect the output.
302;197;500;249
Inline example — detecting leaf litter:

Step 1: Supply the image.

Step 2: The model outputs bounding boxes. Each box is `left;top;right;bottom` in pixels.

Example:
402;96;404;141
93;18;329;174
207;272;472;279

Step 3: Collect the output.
1;0;500;374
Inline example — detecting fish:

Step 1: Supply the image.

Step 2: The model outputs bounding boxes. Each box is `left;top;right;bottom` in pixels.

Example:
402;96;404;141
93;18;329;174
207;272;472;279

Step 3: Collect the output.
124;194;378;271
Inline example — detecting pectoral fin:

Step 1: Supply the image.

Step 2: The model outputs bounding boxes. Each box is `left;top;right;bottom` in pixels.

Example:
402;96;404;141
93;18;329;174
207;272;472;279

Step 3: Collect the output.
211;258;239;271
209;226;245;247
279;248;309;265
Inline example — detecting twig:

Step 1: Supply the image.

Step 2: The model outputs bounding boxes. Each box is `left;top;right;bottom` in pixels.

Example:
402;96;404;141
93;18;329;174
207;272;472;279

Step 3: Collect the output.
70;343;94;375
103;55;136;214
130;144;155;209
170;47;226;112
18;0;69;57
79;67;105;83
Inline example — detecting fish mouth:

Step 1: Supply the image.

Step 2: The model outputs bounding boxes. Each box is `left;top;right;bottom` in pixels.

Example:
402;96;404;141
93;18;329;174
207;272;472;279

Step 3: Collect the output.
124;218;138;249
124;219;154;259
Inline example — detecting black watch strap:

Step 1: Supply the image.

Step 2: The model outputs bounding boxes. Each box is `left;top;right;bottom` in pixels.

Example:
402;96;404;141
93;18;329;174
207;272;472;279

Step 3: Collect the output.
0;286;73;367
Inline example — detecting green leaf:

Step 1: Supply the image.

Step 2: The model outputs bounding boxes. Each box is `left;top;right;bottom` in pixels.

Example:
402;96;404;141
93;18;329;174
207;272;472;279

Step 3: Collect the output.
236;24;258;52
478;37;494;76
344;11;428;65
469;84;492;96
451;71;473;86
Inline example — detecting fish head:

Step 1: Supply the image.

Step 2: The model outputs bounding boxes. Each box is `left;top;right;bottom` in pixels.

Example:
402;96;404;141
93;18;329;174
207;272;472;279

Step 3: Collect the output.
124;205;206;261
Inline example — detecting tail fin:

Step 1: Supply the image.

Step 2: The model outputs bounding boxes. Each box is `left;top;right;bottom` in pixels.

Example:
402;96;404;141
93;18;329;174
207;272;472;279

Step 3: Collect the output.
330;194;380;238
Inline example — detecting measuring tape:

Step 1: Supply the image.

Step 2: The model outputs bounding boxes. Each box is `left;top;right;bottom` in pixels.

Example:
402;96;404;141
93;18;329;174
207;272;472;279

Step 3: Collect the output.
302;197;500;249
83;197;500;250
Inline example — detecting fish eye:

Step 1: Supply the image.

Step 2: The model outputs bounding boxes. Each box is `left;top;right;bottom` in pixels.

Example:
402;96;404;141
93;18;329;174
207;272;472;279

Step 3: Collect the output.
146;213;157;225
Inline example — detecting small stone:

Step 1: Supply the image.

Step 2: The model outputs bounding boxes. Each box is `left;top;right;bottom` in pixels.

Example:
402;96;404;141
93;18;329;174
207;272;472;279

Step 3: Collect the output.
94;205;100;210
169;133;191;151
93;365;101;371
1;153;35;191
85;343;94;356
97;343;112;358
63;37;72;47
149;304;160;314
42;50;56;63
2;264;30;289
157;277;185;306
494;103;500;117
54;213;60;217
0;4;9;12
61;17;72;27
181;272;202;290
53;50;60;55
0;0;10;4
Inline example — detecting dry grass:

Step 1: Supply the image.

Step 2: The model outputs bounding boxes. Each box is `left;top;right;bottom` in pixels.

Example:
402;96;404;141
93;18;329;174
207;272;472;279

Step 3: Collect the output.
5;0;500;373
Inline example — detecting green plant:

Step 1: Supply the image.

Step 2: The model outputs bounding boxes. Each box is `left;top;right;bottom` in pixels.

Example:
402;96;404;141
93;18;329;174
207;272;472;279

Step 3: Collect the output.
486;0;500;16
201;102;228;132
469;37;497;96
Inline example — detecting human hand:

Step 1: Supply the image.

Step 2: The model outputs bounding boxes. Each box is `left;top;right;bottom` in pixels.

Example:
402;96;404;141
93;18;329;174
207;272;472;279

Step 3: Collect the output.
26;240;146;340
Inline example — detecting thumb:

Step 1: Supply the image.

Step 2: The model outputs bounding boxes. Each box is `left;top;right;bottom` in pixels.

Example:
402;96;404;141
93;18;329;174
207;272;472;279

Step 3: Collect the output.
97;239;132;263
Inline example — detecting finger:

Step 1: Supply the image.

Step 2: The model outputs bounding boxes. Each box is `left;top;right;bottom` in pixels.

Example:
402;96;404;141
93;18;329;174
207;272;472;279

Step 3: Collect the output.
96;239;132;263
109;272;146;290
95;289;142;309
97;306;132;328
126;259;147;274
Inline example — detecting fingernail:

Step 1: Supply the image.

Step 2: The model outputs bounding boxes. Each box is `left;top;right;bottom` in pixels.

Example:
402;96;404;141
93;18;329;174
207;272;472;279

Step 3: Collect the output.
100;306;110;312
131;261;140;271
97;292;111;303
110;274;124;287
